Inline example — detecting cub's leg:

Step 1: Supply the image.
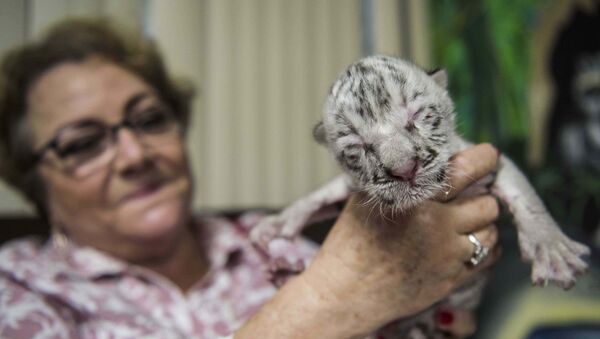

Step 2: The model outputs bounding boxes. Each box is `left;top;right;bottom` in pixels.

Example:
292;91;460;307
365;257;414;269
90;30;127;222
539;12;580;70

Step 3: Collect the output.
250;174;352;250
494;156;590;289
250;175;352;284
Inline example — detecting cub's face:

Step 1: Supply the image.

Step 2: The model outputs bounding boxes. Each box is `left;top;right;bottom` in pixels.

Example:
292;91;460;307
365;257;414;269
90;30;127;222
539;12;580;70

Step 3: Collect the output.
316;56;456;210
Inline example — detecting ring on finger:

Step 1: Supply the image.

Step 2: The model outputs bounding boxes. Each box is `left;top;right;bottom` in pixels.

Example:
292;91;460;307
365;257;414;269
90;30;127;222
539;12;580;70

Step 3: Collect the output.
467;233;489;267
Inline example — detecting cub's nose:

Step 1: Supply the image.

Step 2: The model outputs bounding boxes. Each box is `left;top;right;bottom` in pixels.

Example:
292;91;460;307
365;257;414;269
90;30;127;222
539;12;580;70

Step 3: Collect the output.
386;159;420;181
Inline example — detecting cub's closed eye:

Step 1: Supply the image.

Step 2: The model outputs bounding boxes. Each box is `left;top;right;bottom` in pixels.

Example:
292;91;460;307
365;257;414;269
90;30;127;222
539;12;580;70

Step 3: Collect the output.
336;134;364;149
411;91;424;100
410;107;424;120
406;108;423;131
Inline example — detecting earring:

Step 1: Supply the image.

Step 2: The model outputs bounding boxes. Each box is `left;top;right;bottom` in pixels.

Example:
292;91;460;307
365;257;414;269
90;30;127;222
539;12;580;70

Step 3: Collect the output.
51;227;70;251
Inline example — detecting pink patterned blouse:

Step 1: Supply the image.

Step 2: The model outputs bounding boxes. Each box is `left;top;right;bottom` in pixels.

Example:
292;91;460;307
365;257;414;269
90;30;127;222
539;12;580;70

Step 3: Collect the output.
0;212;317;338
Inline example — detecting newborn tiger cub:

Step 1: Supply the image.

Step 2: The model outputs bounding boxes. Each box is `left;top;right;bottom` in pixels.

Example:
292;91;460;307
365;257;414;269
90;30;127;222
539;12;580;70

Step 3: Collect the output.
251;55;590;292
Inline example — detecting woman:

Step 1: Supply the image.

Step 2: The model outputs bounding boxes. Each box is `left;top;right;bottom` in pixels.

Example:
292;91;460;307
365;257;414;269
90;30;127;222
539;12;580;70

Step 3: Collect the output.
0;19;500;338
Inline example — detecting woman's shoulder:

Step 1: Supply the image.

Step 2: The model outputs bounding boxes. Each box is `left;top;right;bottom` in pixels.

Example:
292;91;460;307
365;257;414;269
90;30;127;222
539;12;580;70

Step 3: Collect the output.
0;237;79;337
0;236;54;291
0;265;78;338
0;236;47;269
0;236;76;293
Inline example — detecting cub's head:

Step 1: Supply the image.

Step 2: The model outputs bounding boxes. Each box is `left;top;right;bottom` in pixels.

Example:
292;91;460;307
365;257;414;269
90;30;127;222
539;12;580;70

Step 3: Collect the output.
315;56;456;210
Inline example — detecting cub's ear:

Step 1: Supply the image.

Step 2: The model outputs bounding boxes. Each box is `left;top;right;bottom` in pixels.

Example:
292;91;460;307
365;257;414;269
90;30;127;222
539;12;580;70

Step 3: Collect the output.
313;121;327;144
428;68;448;89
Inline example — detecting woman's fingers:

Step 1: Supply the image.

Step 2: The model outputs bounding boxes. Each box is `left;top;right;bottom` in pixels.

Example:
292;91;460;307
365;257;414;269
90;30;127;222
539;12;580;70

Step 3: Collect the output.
436;143;499;202
458;223;499;264
443;195;500;234
459;242;502;284
454;223;502;286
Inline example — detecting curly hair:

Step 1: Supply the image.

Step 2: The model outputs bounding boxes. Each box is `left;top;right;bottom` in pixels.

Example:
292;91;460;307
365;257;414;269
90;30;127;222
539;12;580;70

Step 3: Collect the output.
0;18;195;222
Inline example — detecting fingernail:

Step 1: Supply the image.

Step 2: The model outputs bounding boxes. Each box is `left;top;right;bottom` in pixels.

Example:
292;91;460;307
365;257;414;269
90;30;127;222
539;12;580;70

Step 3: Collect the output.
436;310;454;326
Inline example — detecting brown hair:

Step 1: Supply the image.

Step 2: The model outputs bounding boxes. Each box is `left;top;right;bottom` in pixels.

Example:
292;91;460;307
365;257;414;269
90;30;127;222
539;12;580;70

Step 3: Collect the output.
0;18;195;222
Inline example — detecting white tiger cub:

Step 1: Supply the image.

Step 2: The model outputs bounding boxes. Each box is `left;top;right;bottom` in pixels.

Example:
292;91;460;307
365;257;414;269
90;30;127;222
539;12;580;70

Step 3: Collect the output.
251;55;589;293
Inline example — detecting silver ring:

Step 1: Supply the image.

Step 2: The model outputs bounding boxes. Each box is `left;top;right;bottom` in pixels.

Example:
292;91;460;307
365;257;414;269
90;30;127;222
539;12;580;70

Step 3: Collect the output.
467;233;489;266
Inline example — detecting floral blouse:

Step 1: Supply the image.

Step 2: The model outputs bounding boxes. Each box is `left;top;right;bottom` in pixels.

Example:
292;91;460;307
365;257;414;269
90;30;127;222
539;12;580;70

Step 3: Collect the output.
0;212;316;338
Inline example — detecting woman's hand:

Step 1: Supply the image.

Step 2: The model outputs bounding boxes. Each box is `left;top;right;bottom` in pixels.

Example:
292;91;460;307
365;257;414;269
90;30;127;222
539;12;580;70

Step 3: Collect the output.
236;144;500;339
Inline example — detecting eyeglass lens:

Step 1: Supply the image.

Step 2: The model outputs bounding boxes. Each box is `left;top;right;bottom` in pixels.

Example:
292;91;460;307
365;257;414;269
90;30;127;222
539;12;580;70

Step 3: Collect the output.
52;105;180;178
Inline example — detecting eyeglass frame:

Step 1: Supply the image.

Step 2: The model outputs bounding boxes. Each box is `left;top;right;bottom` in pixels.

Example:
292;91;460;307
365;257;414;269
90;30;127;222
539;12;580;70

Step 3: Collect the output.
30;93;183;174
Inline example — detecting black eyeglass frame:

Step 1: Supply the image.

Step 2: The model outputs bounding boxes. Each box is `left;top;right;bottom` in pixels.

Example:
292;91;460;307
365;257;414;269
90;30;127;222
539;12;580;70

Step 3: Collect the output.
30;104;181;168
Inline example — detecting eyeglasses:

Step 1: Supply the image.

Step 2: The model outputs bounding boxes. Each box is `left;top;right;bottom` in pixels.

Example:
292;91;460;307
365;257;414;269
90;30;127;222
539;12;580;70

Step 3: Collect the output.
33;101;181;178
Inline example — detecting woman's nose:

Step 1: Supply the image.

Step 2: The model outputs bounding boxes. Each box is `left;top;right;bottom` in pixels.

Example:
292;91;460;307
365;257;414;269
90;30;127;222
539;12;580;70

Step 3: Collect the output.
113;128;148;172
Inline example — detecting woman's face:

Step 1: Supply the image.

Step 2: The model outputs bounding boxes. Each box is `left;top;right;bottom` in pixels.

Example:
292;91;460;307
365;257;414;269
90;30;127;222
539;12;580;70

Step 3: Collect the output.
26;58;192;260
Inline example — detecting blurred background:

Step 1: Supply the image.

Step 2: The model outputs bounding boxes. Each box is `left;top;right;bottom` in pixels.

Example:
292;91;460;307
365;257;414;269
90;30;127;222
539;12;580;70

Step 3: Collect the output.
0;0;598;338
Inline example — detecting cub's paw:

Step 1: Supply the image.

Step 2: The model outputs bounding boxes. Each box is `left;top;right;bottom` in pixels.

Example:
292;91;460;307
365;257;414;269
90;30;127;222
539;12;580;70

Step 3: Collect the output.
250;204;316;252
249;215;284;252
525;236;590;290
267;257;305;287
